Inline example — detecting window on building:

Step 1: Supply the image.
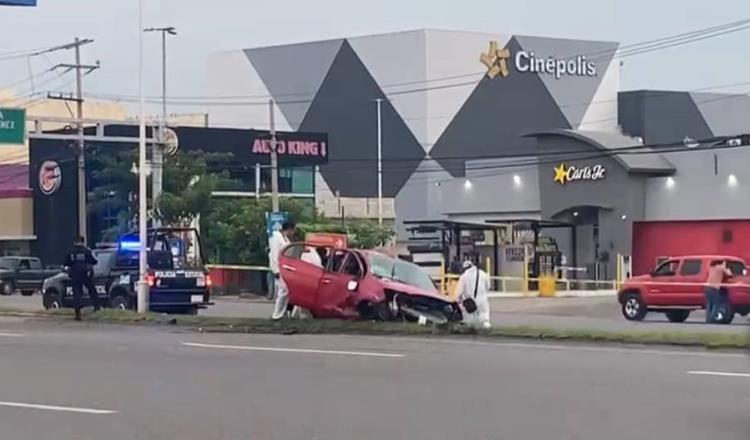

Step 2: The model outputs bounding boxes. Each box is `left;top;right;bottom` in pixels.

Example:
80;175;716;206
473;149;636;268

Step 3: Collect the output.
679;259;702;276
291;168;314;194
257;166;314;195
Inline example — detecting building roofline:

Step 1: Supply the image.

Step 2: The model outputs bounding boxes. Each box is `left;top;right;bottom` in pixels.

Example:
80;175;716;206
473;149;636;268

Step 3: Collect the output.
524;129;676;176
227;29;618;52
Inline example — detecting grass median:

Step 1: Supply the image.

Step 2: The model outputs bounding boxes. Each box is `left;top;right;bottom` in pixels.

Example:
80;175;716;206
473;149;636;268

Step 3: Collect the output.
2;307;749;350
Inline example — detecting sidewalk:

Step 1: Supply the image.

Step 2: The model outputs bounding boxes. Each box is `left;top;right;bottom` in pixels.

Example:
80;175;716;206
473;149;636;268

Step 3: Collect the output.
487;290;616;299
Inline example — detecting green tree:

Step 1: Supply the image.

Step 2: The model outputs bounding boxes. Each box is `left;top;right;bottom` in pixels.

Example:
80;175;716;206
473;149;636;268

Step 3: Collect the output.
201;198;314;265
155;151;236;226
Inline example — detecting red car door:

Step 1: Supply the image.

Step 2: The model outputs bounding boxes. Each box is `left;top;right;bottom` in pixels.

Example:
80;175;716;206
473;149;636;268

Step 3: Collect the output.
279;244;323;311
645;259;679;305
674;258;705;306
315;250;362;318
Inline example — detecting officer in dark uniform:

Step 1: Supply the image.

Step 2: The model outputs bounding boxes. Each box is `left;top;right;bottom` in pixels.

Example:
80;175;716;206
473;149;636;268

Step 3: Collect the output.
64;236;99;321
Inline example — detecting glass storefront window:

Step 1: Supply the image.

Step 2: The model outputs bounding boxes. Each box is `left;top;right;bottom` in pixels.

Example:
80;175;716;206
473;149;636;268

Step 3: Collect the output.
291;168;314;194
224;166;314;195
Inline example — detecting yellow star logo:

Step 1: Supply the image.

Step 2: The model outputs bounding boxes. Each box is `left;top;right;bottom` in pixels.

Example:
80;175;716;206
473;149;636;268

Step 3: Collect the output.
554;164;568;185
480;41;510;79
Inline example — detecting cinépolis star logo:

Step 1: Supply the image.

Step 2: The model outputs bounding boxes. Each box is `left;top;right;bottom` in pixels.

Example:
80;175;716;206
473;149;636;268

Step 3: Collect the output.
480;40;510;79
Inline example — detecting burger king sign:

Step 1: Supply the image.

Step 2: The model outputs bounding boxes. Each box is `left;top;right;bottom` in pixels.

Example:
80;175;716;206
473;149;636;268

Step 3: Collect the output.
39;161;62;195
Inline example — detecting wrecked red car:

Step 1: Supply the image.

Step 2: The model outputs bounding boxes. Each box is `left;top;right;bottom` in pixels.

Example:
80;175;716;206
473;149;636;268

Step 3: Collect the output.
279;243;462;323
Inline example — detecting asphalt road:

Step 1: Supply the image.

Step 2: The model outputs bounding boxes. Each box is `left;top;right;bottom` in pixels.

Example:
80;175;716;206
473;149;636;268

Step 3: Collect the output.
3;294;749;334
0;317;748;439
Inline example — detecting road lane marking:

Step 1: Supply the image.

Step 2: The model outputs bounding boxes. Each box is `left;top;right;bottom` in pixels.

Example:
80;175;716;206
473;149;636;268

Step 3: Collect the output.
687;371;750;378
0;332;24;338
0;401;116;415
352;335;747;358
182;342;405;358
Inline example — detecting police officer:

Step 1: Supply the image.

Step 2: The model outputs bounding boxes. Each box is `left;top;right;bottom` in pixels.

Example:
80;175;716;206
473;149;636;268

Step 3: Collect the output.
65;236;99;321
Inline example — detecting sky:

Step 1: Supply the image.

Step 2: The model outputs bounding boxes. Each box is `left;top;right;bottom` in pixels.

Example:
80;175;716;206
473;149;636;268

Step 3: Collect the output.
1;0;750;116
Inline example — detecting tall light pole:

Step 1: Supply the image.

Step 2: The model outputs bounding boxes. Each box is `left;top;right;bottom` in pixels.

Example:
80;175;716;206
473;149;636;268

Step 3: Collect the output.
375;99;383;225
136;0;149;314
269;99;279;212
144;26;176;221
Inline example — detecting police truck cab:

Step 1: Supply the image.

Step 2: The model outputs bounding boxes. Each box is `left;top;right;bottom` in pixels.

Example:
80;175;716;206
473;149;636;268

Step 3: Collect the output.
42;227;213;314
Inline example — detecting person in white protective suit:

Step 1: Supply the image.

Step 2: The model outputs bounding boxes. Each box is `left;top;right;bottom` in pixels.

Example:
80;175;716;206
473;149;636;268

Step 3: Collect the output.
270;221;296;320
456;260;492;329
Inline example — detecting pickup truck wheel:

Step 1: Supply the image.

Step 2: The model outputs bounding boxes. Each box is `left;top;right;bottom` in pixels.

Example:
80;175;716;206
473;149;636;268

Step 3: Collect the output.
42;290;61;310
109;295;131;311
665;310;691;323
622;293;647;321
715;304;735;325
1;281;15;296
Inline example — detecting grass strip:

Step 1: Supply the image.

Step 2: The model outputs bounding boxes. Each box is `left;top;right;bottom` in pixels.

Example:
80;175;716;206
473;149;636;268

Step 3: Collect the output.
3;308;749;350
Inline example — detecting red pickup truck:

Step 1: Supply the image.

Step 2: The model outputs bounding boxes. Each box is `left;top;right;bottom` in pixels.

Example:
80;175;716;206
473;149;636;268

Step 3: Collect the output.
618;255;750;324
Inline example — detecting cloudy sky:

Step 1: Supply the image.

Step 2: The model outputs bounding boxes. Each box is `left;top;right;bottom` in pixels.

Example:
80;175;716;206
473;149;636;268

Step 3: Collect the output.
1;0;750;116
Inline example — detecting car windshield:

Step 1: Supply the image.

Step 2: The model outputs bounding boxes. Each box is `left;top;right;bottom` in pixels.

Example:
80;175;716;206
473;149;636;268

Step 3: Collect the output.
368;253;437;292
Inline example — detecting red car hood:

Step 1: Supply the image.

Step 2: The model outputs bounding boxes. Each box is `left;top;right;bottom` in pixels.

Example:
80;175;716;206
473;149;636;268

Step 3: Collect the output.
378;278;451;303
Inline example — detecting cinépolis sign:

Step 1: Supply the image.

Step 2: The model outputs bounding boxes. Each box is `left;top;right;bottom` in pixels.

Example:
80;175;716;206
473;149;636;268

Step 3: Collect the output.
554;163;606;185
481;40;597;80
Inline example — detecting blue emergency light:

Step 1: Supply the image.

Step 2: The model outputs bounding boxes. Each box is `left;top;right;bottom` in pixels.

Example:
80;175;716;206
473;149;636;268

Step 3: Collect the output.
118;239;141;252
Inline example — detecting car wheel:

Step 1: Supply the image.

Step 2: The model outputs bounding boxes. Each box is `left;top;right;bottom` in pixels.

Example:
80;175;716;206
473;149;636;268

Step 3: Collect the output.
42;290;61;310
665;310;691;323
1;281;15;296
21;290;35;297
109;295;131;311
622;293;647;321
715;304;735;325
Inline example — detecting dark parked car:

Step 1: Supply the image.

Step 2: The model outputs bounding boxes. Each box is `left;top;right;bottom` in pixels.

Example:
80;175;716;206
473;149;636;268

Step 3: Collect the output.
0;257;59;296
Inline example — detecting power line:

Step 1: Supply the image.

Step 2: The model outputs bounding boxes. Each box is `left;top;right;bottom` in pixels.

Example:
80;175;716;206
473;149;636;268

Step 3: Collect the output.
85;17;750;104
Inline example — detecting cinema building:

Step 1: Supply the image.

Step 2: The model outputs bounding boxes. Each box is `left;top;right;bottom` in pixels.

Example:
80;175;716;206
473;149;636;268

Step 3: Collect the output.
207;29;750;279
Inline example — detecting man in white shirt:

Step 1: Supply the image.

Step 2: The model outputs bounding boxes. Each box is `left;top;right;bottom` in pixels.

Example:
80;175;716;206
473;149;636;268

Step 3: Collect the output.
301;246;323;268
456;260;492;329
270;221;296;320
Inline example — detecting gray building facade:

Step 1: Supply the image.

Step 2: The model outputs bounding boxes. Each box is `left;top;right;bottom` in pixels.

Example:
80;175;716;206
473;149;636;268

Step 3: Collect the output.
207;30;750;278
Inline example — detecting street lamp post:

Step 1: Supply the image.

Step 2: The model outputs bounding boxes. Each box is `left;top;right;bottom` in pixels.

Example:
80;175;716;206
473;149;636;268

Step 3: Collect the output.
375;98;383;225
136;0;149;314
144;26;176;222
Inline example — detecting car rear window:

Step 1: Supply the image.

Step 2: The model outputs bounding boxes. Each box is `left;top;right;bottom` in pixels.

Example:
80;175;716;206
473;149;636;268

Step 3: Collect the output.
680;259;702;276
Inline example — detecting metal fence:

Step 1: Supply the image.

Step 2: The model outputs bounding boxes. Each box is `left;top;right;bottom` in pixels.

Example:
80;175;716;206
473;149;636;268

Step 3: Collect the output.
207;264;618;299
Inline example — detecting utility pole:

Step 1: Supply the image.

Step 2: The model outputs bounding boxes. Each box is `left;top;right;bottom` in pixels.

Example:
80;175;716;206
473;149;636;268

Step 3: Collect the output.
269;99;279;212
144;26;177;217
375;98;383;225
49;37;98;244
136;0;149;314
